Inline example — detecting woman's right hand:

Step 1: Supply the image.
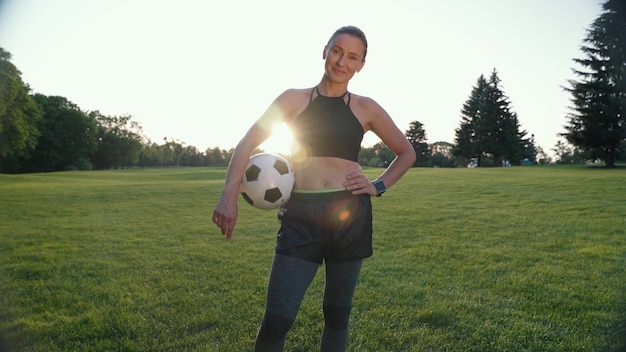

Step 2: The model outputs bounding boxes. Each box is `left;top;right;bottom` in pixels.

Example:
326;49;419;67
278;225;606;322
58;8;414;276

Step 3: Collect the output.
212;196;238;240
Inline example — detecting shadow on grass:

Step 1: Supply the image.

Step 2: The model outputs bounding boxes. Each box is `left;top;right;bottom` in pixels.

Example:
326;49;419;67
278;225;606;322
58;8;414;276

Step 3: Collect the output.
0;325;28;352
585;164;626;169
178;321;220;336
0;308;30;352
0;334;8;352
612;264;626;352
414;310;456;330
615;300;626;352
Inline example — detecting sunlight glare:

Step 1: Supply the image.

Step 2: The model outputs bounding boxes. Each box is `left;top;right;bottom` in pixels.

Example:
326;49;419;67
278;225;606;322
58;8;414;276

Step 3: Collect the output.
259;122;293;156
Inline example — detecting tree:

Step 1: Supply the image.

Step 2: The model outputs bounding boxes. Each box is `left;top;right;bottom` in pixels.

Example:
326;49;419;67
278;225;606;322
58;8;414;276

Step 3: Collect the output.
18;94;97;172
90;111;143;169
453;75;488;165
430;141;455;167
205;146;227;166
162;137;186;167
534;144;551;165
430;141;453;159
0;48;42;172
137;141;162;167
405;120;430;166
179;145;204;166
453;69;535;166
368;142;394;167
562;0;626;167
552;139;586;164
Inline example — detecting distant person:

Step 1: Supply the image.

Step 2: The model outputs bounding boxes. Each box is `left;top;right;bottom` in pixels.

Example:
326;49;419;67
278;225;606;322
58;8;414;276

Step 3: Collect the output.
212;25;415;351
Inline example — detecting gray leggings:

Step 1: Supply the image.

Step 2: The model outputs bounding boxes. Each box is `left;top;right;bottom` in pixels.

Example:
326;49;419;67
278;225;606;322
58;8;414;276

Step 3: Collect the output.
254;254;363;352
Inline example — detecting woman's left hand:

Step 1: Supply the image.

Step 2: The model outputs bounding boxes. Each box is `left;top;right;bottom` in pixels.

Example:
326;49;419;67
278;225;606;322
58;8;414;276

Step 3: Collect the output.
344;171;377;196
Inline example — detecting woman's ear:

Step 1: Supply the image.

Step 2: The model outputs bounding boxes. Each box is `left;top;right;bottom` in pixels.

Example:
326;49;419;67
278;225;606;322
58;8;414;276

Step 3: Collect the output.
322;45;328;60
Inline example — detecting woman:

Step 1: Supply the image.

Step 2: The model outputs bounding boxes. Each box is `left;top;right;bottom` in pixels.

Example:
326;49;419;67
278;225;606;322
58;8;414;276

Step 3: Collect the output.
212;25;415;352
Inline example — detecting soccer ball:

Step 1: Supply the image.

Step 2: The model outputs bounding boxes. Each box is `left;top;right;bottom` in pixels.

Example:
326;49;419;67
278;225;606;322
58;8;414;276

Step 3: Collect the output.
241;153;295;210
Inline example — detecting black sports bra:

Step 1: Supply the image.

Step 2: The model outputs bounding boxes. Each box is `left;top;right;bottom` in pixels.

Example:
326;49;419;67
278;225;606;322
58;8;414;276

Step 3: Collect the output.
289;87;364;162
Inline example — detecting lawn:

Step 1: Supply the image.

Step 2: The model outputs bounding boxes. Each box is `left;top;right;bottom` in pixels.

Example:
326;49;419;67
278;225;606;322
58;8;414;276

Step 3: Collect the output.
0;166;625;351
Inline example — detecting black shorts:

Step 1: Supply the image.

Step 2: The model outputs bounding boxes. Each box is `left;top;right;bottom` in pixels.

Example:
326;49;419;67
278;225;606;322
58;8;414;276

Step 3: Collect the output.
276;190;373;264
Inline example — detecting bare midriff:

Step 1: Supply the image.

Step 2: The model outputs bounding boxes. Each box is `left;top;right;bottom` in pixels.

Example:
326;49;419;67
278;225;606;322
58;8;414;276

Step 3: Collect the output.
292;156;361;191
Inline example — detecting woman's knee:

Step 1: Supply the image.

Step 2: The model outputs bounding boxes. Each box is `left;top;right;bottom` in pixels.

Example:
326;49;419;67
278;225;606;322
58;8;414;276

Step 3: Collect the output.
323;304;351;330
257;312;295;344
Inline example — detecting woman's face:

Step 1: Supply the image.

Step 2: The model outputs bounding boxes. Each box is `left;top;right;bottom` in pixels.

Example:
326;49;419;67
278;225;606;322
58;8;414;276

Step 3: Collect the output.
323;34;366;84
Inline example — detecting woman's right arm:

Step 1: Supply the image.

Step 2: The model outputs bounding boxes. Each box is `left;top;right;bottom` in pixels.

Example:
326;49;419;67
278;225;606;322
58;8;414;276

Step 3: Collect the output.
212;92;296;240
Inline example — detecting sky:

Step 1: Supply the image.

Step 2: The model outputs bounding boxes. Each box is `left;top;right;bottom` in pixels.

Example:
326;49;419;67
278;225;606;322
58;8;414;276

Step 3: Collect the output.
0;0;604;157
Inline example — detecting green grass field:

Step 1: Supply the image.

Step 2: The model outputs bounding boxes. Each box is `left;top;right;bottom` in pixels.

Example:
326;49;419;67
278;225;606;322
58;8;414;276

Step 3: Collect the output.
1;166;625;351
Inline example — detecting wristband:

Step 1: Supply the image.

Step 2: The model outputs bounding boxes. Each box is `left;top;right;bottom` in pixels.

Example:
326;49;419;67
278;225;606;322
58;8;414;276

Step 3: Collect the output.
373;179;386;197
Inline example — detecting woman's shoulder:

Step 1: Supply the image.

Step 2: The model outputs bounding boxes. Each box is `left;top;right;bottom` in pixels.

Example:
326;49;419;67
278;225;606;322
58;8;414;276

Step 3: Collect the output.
279;87;314;98
274;87;315;119
350;92;380;107
274;87;313;105
349;92;385;116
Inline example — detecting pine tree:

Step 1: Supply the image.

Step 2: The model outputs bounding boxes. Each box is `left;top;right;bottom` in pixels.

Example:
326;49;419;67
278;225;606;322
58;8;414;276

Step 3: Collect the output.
453;75;488;165
562;0;626;167
405;120;430;166
453;69;534;166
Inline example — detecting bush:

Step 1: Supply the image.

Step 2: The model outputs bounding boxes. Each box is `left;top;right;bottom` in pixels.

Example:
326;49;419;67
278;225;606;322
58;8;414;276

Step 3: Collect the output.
67;158;93;171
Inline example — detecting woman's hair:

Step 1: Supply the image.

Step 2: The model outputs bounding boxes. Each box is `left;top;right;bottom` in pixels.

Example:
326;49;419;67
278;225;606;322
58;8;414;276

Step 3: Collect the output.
327;26;368;60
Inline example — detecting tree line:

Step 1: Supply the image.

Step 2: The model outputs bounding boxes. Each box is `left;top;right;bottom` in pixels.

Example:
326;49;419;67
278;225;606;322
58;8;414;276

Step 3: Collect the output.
0;44;532;172
1;0;623;172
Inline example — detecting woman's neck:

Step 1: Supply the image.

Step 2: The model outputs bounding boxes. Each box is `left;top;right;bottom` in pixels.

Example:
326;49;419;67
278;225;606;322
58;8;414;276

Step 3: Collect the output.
316;79;349;97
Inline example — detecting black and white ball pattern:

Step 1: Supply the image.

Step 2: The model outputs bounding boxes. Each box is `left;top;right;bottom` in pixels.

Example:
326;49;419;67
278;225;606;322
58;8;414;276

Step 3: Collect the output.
241;153;295;210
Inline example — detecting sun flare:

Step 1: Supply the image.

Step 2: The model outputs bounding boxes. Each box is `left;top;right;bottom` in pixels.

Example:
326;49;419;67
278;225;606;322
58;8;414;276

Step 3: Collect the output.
259;122;293;156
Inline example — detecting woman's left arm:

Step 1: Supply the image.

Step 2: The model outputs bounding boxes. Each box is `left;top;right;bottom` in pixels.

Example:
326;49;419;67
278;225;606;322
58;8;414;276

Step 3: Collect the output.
344;97;416;196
